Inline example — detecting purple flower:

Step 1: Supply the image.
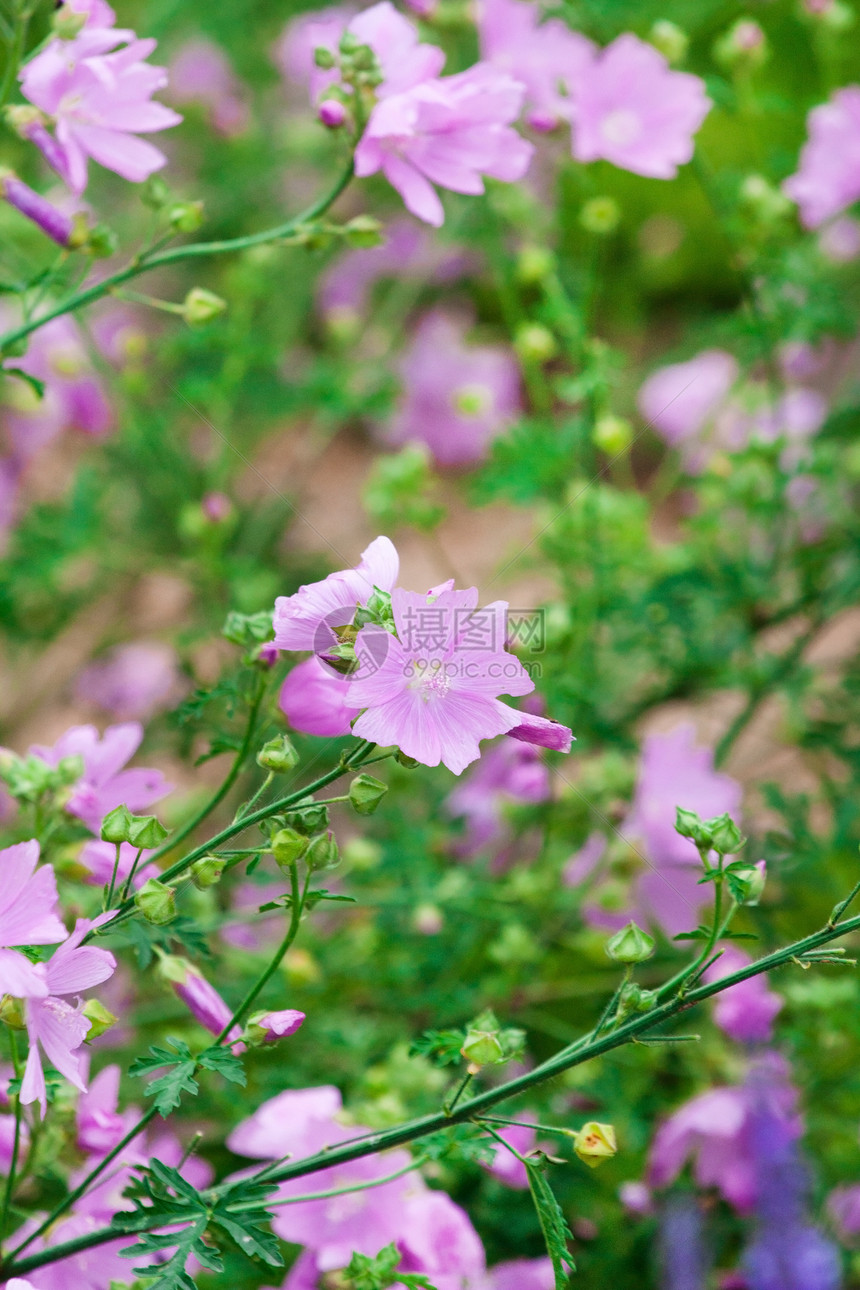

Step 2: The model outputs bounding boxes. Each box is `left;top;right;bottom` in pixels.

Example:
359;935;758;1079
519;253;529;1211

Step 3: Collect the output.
159;954;241;1044
77;839;155;889
76;1062;135;1155
507;710;573;752
827;1184;860;1241
447;739;549;855
398;1187;487;1290
167;39;249;136
227;1085;346;1161
704;946;783;1044
349;587;535;774
273;535;399;655
478;0;595;131
480;1118;536;1189
74;640;183;719
354;63;534;227
273;6;355;103
20;16;181;195
783;86;860;228
385;311;522;467
571;33;711;179
247;1008;306;1043
30;721;172;836
638;349;740;453
279;656;360;737
659;1193;710;1290
0;171;80;245
819;214;860;261
480;1259;556;1290
21;915;117;1115
0;840;67;999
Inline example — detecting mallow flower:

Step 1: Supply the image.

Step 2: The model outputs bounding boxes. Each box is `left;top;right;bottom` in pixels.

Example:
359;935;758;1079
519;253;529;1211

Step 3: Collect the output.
783;86;860;228
274;535;399;656
19;4;181;195
478;0;595;131
280;656;360;737
354;63;534;227
0;840;67;998
570;33;711;179
704;946;784;1044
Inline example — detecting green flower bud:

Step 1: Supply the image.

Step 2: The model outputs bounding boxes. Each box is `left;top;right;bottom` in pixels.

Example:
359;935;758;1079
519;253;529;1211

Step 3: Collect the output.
82;998;118;1040
257;736;300;774
515;246;555;286
183;287;227;327
100;804;133;844
649;19;688;64
190;855;225;890
570;1121;617;1168
674;806;703;840
305;831;340;871
460;1028;504;1071
348;773;388;816
740;175;792;223
515;323;558;365
314;45;337;69
579;196;621;235
727;861;766;905
85;222;118;258
714;19;768;70
141;175;170;209
605;920;655;964
270;827;309;869
706;812;745;856
127;815;169;849
592;415;633;455
283;799;330;833
343;215;384;248
0;995;25;1028
168;200;204;233
135;878;176;926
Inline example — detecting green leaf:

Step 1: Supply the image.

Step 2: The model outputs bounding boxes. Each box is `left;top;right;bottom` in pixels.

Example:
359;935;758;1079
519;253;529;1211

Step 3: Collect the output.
409;1029;466;1067
4;367;45;399
342;1243;436;1289
129;1041;198;1116
197;1046;246;1086
525;1160;576;1289
673;927;710;942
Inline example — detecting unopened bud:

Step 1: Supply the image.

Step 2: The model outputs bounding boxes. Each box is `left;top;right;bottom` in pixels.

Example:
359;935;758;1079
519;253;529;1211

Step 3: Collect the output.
135;878;176;925
305;830;340;871
515;323;557;365
714;19;768;69
343;214;384;247
460;1028;504;1070
516;246;555;286
570;1121;617;1169
128;814;169;849
580;196;621;235
706;812;745;856
168;200;204;233
675;806;705;841
257;735;300;774
52;5;87;38
270;827;308;869
100;804;133;844
348;773;388;815
649;19;688;64
314;45;337;68
319;99;347;129
284;799;329;833
0;995;26;1028
592;415;633;455
605;920;655;964
183;287;227;327
728;860;766;905
82;998;118;1040
190;855;225;890
243;1007;306;1046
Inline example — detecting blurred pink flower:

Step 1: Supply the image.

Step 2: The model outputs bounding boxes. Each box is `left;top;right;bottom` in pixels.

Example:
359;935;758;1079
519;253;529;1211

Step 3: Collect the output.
571;33;710;178
478;0;595;131
349;588;535;774
227;1085;345;1160
783;86;860;228
355;63;533;227
77;838;155;889
167;38;249;136
480;1118;536;1188
479;1260;556;1290
75;640;183;720
279;656;360;737
273;5;354;102
447;738;549;855
827;1184;860;1241
704;946;784;1044
21;916;117;1114
386;311;521;467
30;721;172;835
397;1187;487;1290
274;535;399;655
818;214;860;261
20;15;181;194
76;1062;136;1155
0;840;66;998
638;349;739;452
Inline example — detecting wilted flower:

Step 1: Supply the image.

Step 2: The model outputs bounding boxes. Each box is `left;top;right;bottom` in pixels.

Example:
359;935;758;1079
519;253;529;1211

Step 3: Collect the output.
783;86;860;228
570;34;711;178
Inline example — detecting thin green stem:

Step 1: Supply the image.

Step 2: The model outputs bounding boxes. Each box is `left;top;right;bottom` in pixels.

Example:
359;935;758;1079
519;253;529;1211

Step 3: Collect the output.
104;843;123;911
257;1156;426;1211
0;2;27;113
445;1071;473;1114
234;770;273;823
477;1121;531;1167
119;848;145;903
0;1031;23;1250
0;157;356;352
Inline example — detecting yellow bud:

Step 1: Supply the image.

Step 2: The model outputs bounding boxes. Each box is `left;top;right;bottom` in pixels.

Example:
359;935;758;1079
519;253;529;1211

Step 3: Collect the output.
570;1121;617;1168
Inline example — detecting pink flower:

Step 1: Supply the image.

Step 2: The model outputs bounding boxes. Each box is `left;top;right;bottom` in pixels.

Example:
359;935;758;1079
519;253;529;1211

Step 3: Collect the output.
819;214;860;261
20;16;181;195
827;1185;860;1241
480;1119;536;1188
783;86;860;228
273;6;355;103
30;721;172;835
704;946;783;1044
76;1062;135;1155
167;38;249;136
279;656;360;737
21;915;117;1114
386;311;522;467
397;1188;487;1290
274;535;399;655
354;63;534;227
447;738;549;855
571;33;711;179
77;839;155;889
479;1260;556;1290
506;710;573;752
638;349;739;451
248;1008;306;1043
227;1085;345;1161
349;587;535;774
0;840;67;998
74;641;183;720
478;0;595;131
159;955;241;1044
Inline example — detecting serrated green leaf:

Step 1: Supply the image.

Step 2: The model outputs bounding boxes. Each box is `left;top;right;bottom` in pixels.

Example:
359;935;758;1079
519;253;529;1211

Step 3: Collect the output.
525;1161;575;1289
409;1029;466;1067
198;1046;246;1086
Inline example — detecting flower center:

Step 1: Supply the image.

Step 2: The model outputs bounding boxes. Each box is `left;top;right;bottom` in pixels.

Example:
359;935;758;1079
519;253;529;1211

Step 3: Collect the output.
410;659;451;701
599;108;641;147
453;382;492;417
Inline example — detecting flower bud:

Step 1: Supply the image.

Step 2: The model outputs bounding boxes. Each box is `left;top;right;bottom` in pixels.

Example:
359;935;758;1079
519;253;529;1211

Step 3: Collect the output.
243;1007;306;1046
190;855;225;890
728;860;766;905
85;222;118;257
515;323;558;365
270;827;308;869
579;196;621;235
82;998;118;1040
100;804;133;844
52;5;87;39
168;200;204;233
413;902;443;935
675;806;707;843
314;44;337;68
714;19;768;69
257;736;300;774
183;287;227;327
0;995;26;1028
605;920;655;964
706;812;745;855
348;773;388;816
592;415;633;455
648;19;688;64
516;246;555;286
570;1122;617;1169
740;174;792;223
396;751;419;769
135;878;176;925
305;830;340;871
343;214;384;247
460;1028;504;1071
319;99;347;129
127;815;169;849
283;799;330;833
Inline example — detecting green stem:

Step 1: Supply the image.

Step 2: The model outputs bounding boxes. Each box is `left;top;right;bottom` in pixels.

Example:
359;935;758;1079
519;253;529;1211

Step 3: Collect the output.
234;770;273;823
0;157;355;353
478;1121;531;1167
119;848;145;903
255;1156;426;1211
0;3;27;113
0;1031;23;1250
104;842;123;911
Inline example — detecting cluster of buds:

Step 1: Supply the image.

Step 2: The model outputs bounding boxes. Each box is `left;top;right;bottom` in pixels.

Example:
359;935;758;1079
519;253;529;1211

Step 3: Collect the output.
674;807;745;856
0;749;83;806
313;29;384;131
101;804;169;849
